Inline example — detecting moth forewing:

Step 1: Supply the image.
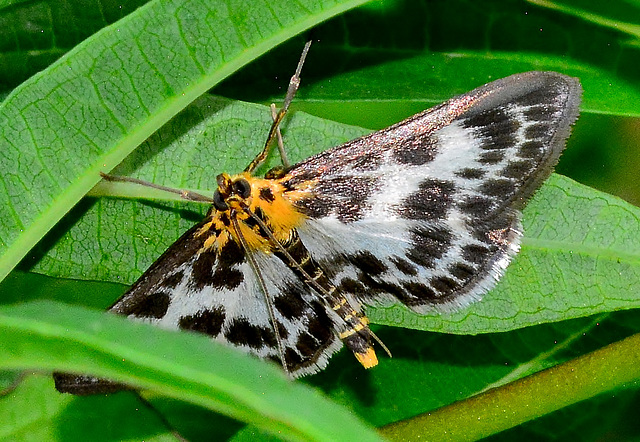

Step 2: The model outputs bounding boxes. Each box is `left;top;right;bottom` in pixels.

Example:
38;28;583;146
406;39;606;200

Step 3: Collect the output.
283;71;581;312
54;59;581;395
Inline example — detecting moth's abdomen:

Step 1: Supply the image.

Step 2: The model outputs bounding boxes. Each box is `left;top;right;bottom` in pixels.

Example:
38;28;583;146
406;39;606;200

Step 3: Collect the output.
275;229;379;369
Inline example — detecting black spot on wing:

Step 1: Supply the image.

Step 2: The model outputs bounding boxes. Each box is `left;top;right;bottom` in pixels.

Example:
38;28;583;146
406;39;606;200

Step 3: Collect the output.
276;321;289;340
462;244;492;265
348;251;388;277
516;87;554;107
430;276;460;295
448;262;476;280
296;332;322;356
281;301;337;372
284;347;304;367
295;195;331;219
402;282;438;302
337;277;366;294
459;195;494;218
209;240;245;290
162;270;185;289
525;123;551;140
499;160;531;179
190;249;217;290
225;317;276;350
390;256;418;276
349;150;384;171
358;273;407;304
480;179;517;198
397;179;455;220
456;168;486;180
517;141;543;159
462;107;520;151
524;105;555;121
179;307;226;337
129;291;171;319
295;175;378;223
406;226;453;268
307;302;333;344
392;134;438;165
478;150;505;165
274;283;307;320
211;267;244;290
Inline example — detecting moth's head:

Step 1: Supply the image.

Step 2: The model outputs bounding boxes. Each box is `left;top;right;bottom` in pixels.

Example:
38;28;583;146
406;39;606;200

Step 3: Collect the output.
213;173;252;211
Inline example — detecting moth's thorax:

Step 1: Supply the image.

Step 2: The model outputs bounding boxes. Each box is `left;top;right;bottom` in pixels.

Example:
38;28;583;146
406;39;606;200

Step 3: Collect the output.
198;172;310;252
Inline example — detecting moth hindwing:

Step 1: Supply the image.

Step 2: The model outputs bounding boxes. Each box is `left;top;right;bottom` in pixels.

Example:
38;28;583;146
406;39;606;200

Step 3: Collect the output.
54;52;582;394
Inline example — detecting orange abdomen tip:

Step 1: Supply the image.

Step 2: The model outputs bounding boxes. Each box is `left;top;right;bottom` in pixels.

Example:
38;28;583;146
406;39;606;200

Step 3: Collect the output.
355;348;379;369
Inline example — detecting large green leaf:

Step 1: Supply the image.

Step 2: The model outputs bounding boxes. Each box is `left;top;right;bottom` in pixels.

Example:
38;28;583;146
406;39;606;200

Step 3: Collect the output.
526;0;640;42
0;301;382;442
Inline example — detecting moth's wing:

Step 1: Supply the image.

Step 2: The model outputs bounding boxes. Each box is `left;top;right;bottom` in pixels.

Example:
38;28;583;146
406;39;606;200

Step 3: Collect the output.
54;221;211;394
55;218;342;393
120;231;342;378
283;71;581;312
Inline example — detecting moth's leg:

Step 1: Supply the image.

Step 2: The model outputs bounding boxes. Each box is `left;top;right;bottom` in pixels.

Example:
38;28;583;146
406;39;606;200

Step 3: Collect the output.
99;172;213;203
244;40;312;174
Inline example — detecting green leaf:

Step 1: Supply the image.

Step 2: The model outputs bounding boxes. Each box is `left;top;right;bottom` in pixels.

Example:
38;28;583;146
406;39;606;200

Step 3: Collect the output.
294;53;640;119
0;301;383;442
526;0;640;42
0;0;151;91
0;374;177;441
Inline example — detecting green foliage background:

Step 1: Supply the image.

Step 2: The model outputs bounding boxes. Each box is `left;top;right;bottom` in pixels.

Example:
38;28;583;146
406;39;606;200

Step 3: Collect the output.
1;0;640;440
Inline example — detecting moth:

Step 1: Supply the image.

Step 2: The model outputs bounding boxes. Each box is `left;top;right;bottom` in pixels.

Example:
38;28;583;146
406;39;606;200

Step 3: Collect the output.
54;42;582;394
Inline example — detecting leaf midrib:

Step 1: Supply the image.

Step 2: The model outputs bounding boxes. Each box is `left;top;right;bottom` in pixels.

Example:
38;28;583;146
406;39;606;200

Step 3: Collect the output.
522;236;640;263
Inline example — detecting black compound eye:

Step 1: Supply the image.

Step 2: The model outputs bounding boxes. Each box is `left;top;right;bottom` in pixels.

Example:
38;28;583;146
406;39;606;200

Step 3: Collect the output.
213;190;229;211
233;178;252;199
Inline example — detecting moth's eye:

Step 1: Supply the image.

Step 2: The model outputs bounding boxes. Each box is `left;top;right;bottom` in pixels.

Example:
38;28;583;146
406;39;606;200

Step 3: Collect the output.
213;190;229;211
233;179;252;199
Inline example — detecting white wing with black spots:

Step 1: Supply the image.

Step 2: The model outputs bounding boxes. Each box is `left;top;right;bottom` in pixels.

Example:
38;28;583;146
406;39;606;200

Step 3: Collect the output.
110;222;343;377
283;72;581;312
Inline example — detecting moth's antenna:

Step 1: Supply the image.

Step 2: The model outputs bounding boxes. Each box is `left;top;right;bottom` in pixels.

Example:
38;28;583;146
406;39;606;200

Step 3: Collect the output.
245;40;312;174
99;172;214;203
230;210;291;377
271;103;289;168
